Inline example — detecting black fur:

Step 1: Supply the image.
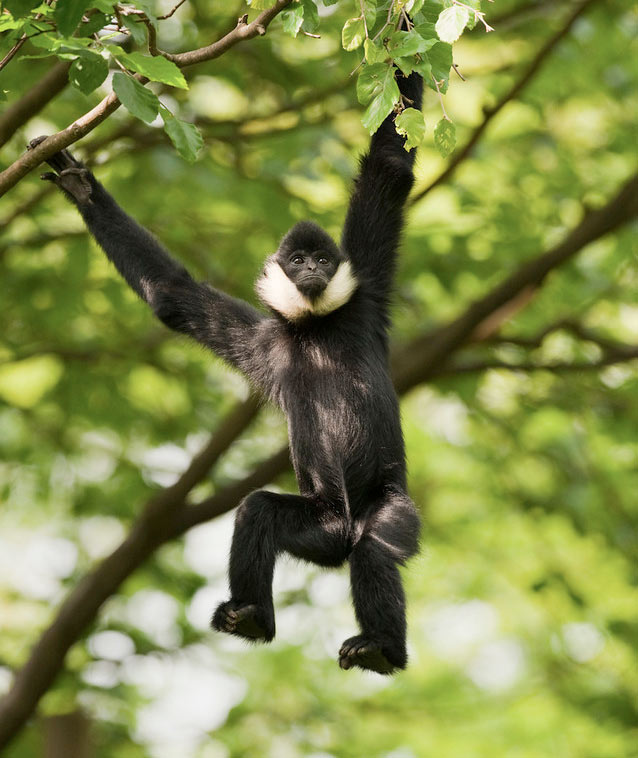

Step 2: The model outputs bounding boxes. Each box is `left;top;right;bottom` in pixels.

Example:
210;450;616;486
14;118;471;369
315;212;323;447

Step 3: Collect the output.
34;71;423;675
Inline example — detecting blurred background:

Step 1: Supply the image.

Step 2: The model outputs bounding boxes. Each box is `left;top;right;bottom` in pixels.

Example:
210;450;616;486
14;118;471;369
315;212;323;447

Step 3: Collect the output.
1;0;637;756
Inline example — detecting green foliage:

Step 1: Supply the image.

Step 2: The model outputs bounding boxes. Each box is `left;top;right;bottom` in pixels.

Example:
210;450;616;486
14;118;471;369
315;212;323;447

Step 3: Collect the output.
3;0;40;18
68;51;108;95
113;51;188;89
161;108;204;163
1;2;637;757
281;3;305;38
396;106;426;150
112;72;160;124
435;4;469;43
342;16;366;51
433;116;456;156
53;0;90;37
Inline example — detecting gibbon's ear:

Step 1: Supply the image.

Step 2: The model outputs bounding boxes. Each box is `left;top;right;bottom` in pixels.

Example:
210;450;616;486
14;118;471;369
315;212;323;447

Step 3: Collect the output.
256;257;357;321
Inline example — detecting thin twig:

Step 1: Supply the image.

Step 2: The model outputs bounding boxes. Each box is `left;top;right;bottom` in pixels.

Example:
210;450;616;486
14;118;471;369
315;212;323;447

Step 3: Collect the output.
432;76;450;120
158;0;188;21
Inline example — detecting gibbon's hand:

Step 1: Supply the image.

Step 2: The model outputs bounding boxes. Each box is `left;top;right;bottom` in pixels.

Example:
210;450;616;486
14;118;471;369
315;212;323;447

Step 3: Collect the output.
28;136;93;205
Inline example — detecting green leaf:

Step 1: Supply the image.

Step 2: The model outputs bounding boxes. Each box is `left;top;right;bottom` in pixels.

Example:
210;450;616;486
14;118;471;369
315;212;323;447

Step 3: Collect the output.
396;107;426;150
362;86;399;135
281;5;304;38
356;62;394;105
68;51;108;95
248;0;272;8
81;10;110;36
426;41;452;92
464;0;481;30
135;1;158;27
359;67;400;134
0;15;26;31
414;21;437;41
418;1;445;24
363;0;377;30
121;15;147;45
387;29;432;58
54;0;90;37
322;0;338;4
92;0;116;11
364;38;388;65
28;32;90;52
300;0;319;34
433;117;456;157
112;72;160;124
115;52;188;89
342;17;366;52
161;109;204;163
435;5;469;43
412;56;432;80
394;57;414;76
406;0;426;13
3;0;40;18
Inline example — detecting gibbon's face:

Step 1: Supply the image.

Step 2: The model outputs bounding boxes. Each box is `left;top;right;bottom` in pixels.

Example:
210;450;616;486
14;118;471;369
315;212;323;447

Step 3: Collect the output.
256;221;357;321
279;246;339;299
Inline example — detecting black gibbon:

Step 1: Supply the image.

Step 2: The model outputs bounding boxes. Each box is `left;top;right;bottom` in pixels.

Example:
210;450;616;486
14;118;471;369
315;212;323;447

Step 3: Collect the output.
30;70;423;675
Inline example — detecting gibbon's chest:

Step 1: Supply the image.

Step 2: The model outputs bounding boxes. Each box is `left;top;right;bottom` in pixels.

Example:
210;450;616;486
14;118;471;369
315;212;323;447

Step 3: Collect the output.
270;329;385;418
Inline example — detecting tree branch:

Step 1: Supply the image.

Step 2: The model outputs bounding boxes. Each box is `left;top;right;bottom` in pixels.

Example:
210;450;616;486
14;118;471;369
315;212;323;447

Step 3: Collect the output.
393;172;638;392
0;1;293;198
410;0;600;205
434;348;638;378
0;393;261;750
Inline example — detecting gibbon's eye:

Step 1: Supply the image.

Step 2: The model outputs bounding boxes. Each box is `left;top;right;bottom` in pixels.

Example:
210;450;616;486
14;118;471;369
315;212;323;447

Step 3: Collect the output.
291;255;304;265
318;257;329;266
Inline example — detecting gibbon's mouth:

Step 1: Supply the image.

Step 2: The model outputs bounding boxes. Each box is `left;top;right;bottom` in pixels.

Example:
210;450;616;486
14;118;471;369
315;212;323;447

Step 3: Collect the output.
297;273;327;296
299;272;326;284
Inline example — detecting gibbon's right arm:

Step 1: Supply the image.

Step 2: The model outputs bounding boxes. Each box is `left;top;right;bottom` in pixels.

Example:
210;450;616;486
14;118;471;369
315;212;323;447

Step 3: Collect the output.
30;138;267;378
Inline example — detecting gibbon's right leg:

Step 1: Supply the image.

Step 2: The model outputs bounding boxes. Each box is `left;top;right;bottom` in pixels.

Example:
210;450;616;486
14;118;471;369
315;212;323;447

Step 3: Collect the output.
340;491;420;674
212;491;351;642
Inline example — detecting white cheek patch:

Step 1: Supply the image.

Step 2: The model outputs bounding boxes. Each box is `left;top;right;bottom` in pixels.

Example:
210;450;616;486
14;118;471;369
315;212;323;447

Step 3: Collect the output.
256;260;312;320
256;260;357;321
312;260;357;316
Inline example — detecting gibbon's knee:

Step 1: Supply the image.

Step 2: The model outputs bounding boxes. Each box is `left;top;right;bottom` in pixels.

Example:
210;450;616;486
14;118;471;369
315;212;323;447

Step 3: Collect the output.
233;490;273;533
365;494;421;565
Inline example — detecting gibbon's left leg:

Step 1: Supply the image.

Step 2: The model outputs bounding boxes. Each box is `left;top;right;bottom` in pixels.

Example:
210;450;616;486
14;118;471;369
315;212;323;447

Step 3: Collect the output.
212;490;351;643
340;491;420;674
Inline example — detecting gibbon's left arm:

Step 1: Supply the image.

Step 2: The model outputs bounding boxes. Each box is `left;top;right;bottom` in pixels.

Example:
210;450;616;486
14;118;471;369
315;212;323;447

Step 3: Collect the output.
29;138;267;379
341;71;423;301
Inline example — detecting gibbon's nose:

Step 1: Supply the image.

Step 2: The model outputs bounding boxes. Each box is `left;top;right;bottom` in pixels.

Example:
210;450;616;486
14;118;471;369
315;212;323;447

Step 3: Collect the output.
306;261;317;272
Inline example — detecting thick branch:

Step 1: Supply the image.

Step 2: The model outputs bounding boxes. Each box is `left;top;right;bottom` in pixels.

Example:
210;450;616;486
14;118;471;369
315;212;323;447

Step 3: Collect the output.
435;349;638;378
393;172;638;392
411;0;600;204
0;394;261;750
0;172;635;752
0;62;71;149
0;1;292;198
165;1;292;68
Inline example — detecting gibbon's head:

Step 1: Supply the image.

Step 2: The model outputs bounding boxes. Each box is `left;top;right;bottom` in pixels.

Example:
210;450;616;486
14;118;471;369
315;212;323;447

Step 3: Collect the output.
256;221;357;321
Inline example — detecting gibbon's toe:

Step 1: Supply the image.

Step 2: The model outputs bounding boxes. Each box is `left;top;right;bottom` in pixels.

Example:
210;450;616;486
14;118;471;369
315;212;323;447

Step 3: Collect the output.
211;601;273;642
338;635;399;675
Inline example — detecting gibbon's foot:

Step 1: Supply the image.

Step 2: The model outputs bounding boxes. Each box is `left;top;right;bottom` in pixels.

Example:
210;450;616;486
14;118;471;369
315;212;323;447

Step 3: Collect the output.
211;601;274;642
27;136;93;205
338;635;401;675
